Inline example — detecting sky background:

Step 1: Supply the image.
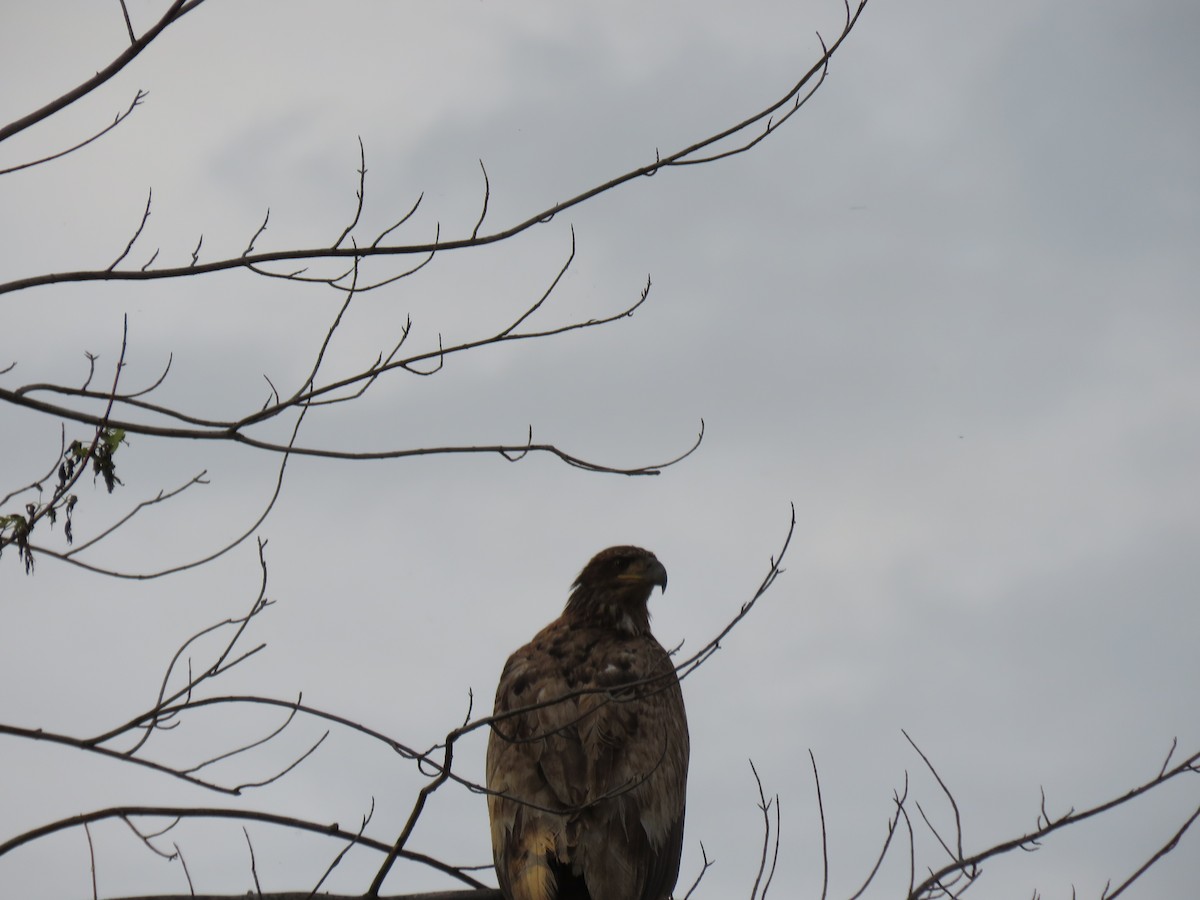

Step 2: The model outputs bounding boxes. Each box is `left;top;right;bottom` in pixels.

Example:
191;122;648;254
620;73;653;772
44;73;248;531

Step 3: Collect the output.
2;0;1199;898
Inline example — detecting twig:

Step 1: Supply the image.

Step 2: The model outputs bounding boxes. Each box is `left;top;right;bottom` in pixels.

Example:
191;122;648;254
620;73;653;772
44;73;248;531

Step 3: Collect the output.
0;807;488;889
0;91;147;176
809;749;829;900
244;827;263;896
0;1;871;297
84;821;99;900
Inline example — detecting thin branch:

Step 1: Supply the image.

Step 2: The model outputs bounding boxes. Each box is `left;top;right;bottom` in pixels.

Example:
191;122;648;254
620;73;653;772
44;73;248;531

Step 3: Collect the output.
333;137;368;250
244;827;263;897
0;723;248;795
306;799;375;899
33;406;301;580
0;806;488;888
84;821;99;900
103;544;273;750
244;210;271;256
680;843;714;900
182;702;303;776
747;760;781;900
173;842;194;894
65;471;209;556
0;91;147;176
471;160;490;240
1104;802;1200;898
0;0;203;145
0;1;870;297
909;743;1200;899
0;425;65;507
904;730;965;862
847;773;910;900
372;193;424;248
122;815;181;852
117;0;136;43
809;749;829;900
109;190;153;271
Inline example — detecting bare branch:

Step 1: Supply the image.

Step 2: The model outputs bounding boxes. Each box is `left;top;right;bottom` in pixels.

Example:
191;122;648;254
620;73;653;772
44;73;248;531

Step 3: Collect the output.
0;806;489;889
809;749;829;900
84;821;99;900
333;137;368;250
471;160;491;240
307;799;376;897
244;210;271;257
1104;803;1200;899
0;0;203;145
117;0;136;43
908;741;1200;899
108;190;153;271
0;91;147;176
244;827;263;897
65;470;209;556
173;843;194;894
747;760;781;900
0;1;870;298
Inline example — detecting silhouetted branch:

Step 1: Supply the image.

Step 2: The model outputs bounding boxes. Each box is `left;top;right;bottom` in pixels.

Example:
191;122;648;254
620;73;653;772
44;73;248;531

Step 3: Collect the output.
809;750;829;900
0;90;147;176
748;760;781;900
0;806;488;889
0;0;869;298
894;736;1200;899
0;0;203;146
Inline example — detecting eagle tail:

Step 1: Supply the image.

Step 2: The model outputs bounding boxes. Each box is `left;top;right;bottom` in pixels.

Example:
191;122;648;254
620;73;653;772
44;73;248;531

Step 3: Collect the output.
506;828;560;900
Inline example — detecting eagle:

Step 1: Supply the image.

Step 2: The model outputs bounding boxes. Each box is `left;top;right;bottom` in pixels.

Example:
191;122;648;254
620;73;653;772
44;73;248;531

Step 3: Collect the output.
486;545;689;900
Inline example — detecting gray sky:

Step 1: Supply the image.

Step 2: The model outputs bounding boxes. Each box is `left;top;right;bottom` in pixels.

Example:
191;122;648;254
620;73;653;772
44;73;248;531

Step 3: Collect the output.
2;0;1198;897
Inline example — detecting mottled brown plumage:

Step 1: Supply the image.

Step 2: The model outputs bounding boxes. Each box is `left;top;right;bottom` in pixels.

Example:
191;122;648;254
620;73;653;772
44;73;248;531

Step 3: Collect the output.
486;546;689;900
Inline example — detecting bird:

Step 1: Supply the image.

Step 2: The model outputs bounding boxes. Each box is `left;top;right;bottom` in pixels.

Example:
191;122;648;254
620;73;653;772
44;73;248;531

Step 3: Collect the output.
486;545;689;900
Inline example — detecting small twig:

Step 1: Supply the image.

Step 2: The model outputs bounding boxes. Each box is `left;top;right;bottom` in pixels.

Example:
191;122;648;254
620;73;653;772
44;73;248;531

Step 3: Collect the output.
1104;803;1200;899
904;730;965;862
306;799;375;899
117;0;136;42
66;471;208;556
0;91;146;176
471;159;490;240
848;773;910;900
173;842;194;894
679;842;714;900
333;137;368;249
747;760;780;900
809;750;829;900
243;827;263;897
109;190;153;271
243;210;270;256
84;821;99;900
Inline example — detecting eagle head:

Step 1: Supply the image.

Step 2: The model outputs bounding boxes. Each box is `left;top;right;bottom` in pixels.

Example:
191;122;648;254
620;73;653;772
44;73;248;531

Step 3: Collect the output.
565;545;667;633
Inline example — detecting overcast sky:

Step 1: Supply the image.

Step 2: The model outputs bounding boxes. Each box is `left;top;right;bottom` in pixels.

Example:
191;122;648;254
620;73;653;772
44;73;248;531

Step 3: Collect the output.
2;1;1198;898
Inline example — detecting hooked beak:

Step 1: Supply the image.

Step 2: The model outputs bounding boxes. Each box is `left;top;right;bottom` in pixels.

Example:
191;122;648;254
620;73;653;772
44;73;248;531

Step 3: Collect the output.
619;556;668;593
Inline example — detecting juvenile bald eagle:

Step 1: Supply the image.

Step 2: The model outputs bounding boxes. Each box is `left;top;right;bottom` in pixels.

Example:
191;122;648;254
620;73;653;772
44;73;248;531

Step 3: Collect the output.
486;546;689;900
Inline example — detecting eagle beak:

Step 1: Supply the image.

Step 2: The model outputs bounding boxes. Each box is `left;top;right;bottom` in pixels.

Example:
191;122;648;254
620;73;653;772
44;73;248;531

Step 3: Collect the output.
649;558;668;593
621;557;668;593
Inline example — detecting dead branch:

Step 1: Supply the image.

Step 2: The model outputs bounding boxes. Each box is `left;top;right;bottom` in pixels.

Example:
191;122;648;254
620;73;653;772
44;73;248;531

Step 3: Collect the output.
0;806;488;890
0;1;204;146
896;736;1200;899
0;1;869;299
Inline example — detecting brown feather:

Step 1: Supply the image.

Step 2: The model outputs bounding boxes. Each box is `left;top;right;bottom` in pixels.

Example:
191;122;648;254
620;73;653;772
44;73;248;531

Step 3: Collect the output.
487;547;688;900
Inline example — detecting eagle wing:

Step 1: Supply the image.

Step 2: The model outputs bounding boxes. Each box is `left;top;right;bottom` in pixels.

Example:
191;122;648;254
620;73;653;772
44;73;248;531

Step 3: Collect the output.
487;618;689;900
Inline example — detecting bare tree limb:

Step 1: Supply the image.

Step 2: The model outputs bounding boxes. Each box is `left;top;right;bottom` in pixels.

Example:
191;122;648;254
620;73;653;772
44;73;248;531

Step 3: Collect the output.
0;806;489;889
0;1;203;145
0;90;147;176
0;0;870;298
